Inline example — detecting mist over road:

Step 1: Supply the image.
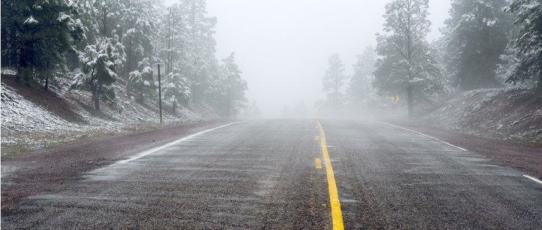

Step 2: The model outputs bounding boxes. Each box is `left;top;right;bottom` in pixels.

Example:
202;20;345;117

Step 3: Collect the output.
2;120;542;229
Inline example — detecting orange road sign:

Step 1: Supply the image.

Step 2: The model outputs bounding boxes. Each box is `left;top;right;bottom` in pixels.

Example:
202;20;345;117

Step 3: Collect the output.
391;95;400;103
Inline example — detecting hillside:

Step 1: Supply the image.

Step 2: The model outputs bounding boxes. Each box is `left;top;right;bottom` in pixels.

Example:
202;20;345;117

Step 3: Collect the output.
417;88;542;145
1;73;219;155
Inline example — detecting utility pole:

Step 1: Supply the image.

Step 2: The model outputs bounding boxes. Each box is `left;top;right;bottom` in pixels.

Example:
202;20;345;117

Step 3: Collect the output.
158;64;163;124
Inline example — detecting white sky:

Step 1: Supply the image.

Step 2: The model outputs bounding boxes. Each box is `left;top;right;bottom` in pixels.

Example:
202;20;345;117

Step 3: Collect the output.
164;0;451;117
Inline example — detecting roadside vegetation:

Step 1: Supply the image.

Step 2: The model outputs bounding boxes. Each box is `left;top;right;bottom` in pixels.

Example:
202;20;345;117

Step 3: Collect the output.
316;0;541;143
1;0;252;154
1;0;248;117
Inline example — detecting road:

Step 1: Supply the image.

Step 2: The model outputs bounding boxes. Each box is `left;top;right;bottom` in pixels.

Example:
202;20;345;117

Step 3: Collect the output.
2;120;542;229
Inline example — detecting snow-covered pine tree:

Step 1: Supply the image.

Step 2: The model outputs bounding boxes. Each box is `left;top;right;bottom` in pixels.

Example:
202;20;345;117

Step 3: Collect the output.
322;53;347;112
1;0;84;87
373;0;442;119
347;46;377;113
443;0;512;90
163;68;192;112
71;0;126;111
220;52;247;118
178;0;218;103
128;58;154;103
118;0;155;80
156;4;188;76
72;36;124;111
502;0;542;91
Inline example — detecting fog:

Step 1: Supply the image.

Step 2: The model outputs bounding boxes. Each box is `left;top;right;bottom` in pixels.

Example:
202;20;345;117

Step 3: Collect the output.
166;0;451;118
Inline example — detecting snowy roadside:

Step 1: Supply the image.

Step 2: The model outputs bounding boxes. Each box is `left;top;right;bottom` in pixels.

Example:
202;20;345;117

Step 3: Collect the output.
1;75;219;156
1;120;209;156
416;88;542;145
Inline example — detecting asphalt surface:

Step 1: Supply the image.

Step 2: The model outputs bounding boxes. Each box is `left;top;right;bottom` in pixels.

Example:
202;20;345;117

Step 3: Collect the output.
2;120;542;229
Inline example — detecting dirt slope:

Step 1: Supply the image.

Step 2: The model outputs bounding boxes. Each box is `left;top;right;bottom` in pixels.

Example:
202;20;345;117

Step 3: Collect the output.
1;73;219;155
418;89;542;145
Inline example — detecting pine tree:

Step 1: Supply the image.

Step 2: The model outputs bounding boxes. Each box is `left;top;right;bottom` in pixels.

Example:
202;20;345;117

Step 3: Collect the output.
118;0;155;80
71;37;124;111
128;58;154;103
502;0;542;91
373;0;442;119
156;4;188;76
322;53;347;112
163;68;192;111
71;0;125;111
220;52;247;118
443;0;512;90
178;0;218;103
1;0;84;87
348;46;377;112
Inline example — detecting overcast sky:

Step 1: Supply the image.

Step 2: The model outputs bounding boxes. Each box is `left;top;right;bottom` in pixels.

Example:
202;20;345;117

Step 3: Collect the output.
165;0;451;117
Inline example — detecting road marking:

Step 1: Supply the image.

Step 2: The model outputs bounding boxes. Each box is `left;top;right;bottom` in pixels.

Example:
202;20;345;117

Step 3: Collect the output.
114;121;244;165
524;175;542;186
317;122;344;230
374;121;468;152
315;136;320;141
315;158;322;169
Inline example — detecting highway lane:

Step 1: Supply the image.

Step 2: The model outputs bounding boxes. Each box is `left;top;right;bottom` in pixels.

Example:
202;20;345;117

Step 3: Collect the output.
2;120;330;229
2;119;542;229
322;120;542;229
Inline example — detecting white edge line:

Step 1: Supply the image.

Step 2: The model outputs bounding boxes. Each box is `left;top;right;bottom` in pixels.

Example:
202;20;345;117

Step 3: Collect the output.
113;121;245;165
374;121;468;152
524;175;542;186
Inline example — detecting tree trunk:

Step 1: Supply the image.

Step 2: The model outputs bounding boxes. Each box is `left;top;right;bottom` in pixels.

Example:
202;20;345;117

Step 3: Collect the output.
94;74;101;111
16;41;28;83
95;97;100;111
538;71;542;91
139;81;144;103
44;75;49;91
44;61;49;91
102;7;108;37
335;78;339;116
407;84;413;119
126;39;132;79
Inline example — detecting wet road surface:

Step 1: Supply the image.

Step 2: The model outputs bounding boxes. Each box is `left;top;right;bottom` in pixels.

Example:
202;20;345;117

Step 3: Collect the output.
2;120;542;229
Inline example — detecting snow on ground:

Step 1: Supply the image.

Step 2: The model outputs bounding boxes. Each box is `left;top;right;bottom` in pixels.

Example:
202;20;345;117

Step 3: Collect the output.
419;88;542;144
1;73;219;153
2;84;76;133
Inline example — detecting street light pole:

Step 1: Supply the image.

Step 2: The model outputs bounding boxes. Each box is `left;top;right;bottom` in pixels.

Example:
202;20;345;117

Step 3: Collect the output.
158;64;162;124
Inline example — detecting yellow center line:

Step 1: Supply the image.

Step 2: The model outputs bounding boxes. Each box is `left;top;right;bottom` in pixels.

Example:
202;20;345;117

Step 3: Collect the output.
317;122;344;230
315;158;322;169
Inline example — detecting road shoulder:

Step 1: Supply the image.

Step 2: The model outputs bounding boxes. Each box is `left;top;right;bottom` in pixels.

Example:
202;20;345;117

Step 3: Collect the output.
1;120;234;210
381;120;542;180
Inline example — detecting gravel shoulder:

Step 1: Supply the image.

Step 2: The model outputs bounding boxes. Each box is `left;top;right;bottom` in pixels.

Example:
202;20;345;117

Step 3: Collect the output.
1;120;233;210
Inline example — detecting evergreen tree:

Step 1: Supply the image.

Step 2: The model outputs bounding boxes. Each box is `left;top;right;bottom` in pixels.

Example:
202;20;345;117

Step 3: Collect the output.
373;0;442;119
118;0;155;79
178;0;218;103
348;46;377;112
443;0;512;90
220;52;247;118
71;0;125;111
502;0;542;91
1;0;84;86
322;53;347;112
156;4;188;76
71;37;124;111
163;68;192;111
128;58;154;103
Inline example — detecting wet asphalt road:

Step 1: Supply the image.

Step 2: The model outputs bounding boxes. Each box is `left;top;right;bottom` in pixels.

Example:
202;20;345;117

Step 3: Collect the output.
3;120;542;229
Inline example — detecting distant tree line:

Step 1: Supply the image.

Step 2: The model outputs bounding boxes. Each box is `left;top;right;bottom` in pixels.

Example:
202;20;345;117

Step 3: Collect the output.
1;0;248;118
321;0;542;119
